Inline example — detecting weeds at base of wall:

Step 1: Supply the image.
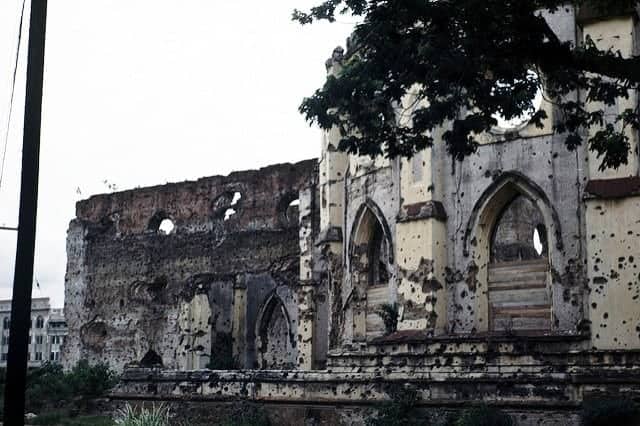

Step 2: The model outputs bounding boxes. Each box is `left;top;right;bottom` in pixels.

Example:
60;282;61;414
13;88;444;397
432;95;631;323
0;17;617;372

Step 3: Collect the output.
216;403;270;426
366;386;514;426
580;399;640;426
453;405;514;426
114;403;170;426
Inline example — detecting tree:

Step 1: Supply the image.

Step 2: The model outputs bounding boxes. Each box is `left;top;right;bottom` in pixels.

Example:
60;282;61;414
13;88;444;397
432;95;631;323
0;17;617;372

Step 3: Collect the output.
294;0;640;170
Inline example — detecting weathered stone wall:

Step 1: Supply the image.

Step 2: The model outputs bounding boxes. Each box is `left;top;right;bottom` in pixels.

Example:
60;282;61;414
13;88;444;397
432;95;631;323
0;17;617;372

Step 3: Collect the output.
112;337;640;426
317;5;640;351
63;160;317;371
64;5;640;424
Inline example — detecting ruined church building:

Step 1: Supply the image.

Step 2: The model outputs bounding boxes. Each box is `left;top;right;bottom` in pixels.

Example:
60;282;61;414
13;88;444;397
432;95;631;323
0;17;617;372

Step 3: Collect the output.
63;6;640;425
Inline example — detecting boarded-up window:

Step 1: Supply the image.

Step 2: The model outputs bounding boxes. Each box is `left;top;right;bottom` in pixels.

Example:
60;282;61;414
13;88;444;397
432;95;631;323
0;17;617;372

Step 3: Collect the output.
366;219;391;338
351;203;394;341
488;195;550;332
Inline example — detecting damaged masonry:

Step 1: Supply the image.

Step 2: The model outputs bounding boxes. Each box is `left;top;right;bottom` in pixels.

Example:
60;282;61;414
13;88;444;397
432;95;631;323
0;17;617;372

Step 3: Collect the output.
62;7;640;426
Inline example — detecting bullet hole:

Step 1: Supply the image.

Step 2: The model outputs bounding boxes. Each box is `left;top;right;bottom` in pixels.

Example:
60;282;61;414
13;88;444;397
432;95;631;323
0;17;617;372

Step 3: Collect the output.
603;313;609;319
591;302;597;309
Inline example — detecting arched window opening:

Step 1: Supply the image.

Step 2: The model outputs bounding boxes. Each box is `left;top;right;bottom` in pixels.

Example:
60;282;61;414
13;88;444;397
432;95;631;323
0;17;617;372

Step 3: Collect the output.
488;195;550;332
2;317;9;330
256;296;294;369
368;221;390;286
285;198;300;226
148;211;174;235
140;349;163;367
350;202;394;341
490;195;547;263
36;316;44;329
492;70;543;131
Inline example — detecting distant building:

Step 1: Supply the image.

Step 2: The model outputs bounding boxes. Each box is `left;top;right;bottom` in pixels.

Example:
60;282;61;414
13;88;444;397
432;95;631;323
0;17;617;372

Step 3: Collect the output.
0;297;68;367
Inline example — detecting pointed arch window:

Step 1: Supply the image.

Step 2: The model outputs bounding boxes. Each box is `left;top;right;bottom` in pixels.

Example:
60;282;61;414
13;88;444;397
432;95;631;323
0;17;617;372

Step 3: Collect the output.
488;195;551;332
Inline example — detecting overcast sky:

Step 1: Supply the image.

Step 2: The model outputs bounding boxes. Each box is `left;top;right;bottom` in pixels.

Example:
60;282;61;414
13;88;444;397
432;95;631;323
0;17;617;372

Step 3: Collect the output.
0;0;355;308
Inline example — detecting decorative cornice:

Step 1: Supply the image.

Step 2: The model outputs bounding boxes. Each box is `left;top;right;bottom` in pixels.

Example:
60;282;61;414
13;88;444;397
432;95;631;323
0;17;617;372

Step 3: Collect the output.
584;176;640;200
397;201;447;223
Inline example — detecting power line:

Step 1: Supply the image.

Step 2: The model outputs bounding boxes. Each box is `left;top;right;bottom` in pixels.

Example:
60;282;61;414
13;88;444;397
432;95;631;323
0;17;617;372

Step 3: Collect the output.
0;0;27;191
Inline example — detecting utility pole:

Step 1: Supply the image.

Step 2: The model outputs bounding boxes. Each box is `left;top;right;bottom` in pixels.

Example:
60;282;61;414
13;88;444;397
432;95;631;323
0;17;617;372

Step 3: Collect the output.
3;1;48;424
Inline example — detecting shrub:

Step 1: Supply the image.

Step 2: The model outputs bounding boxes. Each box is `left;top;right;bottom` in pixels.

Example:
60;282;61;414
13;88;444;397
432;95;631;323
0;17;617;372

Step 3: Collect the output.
377;303;399;335
581;398;640;426
67;360;118;398
25;363;73;411
24;361;118;412
367;387;427;426
455;404;513;426
115;403;170;426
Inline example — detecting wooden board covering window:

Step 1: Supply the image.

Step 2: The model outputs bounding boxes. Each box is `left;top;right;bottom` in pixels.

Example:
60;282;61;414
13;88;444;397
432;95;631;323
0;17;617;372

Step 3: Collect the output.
366;284;388;339
488;258;551;332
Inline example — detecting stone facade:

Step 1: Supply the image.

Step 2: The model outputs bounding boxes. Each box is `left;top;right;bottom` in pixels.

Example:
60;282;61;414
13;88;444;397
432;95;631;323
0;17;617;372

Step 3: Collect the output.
66;6;640;425
62;160;317;371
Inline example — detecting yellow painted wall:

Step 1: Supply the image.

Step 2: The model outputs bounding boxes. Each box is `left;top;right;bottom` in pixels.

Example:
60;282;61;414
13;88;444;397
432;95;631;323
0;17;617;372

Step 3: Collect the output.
586;196;640;349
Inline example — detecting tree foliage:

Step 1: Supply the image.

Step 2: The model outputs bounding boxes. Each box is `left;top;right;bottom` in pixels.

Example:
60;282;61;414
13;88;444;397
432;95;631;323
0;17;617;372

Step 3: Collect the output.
294;0;640;170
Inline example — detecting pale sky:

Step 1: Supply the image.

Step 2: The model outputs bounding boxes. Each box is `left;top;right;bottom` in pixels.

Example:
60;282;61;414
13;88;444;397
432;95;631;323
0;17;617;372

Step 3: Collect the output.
0;1;355;308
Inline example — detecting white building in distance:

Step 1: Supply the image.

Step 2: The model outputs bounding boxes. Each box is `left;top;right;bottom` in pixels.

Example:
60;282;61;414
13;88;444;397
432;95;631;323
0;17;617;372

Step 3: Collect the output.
0;297;68;367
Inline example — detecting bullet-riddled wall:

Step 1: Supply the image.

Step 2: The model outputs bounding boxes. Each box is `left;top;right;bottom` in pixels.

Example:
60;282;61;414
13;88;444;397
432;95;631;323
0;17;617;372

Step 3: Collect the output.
63;160;316;371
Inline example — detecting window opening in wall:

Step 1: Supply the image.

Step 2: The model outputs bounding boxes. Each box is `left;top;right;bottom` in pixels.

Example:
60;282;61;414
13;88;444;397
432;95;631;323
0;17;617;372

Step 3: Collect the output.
490;195;548;262
533;228;543;256
2;317;9;330
285;198;300;225
492;70;543;131
368;220;390;286
158;218;175;235
140;349;164;367
224;208;236;220
224;191;242;221
257;296;294;369
352;204;394;341
488;194;550;332
36;316;44;329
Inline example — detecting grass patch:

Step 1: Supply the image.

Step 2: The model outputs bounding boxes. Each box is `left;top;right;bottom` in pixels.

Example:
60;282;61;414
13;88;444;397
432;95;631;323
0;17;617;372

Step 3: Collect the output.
31;411;113;426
